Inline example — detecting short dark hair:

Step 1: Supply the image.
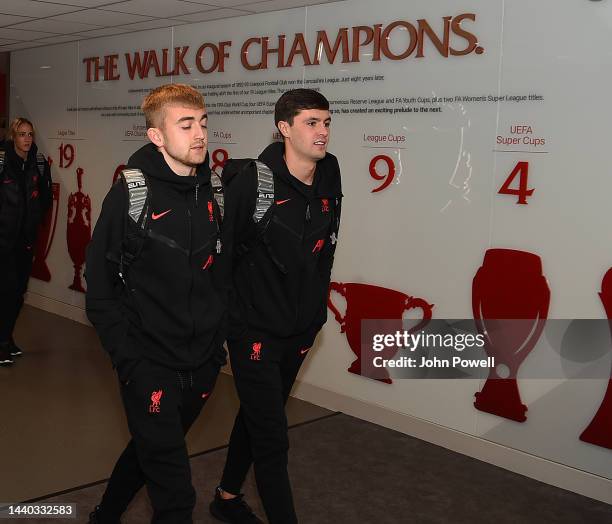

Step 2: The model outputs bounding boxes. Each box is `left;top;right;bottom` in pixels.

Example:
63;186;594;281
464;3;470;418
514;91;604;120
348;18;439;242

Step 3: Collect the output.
274;89;329;127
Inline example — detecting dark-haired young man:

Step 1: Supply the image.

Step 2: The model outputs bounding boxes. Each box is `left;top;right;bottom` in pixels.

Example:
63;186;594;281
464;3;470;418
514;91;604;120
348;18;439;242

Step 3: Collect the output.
209;89;342;524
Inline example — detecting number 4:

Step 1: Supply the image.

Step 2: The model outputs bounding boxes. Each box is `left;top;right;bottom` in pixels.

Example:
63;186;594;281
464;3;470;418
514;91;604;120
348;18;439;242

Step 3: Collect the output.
498;161;534;205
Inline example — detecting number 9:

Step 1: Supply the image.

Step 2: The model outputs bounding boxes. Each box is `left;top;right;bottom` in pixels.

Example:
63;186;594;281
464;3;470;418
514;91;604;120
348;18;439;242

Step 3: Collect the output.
369;154;395;193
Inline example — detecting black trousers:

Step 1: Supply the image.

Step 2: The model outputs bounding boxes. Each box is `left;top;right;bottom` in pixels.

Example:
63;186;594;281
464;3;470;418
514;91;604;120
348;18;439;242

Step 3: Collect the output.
98;357;222;524
220;337;313;524
0;243;33;342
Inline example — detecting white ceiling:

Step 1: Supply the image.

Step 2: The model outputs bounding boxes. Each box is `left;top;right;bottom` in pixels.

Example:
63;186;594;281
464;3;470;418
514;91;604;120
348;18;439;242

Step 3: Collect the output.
0;0;341;52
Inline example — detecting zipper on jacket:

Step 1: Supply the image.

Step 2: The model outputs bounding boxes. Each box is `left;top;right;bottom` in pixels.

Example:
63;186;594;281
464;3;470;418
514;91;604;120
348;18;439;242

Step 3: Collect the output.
187;206;196;357
213;197;222;254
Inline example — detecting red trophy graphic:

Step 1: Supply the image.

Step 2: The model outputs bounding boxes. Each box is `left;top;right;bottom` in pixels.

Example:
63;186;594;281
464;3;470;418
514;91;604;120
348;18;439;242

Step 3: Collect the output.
66;167;91;293
473;249;550;422
579;268;612;449
31;157;60;281
328;282;434;384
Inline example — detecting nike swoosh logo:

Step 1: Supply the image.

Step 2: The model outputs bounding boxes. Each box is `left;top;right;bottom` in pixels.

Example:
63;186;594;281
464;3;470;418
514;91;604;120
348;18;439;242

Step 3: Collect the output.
151;209;172;220
276;199;291;205
300;347;311;355
201;392;210;399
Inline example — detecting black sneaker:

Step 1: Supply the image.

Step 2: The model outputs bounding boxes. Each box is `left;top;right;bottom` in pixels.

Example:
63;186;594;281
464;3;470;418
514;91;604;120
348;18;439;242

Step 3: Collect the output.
9;339;23;357
0;344;14;366
88;505;121;524
209;487;264;523
88;507;99;524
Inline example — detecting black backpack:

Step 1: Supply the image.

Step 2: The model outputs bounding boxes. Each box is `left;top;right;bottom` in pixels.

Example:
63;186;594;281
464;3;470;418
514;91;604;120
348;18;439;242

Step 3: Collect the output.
222;159;341;274
116;168;224;283
0;149;49;177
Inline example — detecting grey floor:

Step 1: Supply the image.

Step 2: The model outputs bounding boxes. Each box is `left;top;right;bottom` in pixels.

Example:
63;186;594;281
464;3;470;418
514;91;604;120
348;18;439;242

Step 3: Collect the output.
0;305;331;502
2;306;612;523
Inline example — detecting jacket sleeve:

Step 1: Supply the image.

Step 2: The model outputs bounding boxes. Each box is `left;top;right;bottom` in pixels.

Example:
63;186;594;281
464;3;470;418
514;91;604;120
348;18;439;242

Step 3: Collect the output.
321;156;343;284
85;182;140;378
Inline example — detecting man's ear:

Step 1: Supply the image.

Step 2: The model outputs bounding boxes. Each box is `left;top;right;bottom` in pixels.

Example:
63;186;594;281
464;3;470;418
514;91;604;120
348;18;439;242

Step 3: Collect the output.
277;121;290;139
147;127;164;147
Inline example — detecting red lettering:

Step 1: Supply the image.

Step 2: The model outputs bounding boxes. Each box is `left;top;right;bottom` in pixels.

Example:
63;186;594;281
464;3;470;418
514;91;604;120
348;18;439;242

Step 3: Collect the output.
369;155;395;193
125;51;148;80
351;26;374;63
313;29;350;65
217;42;231;72
211;148;228;176
82;57;96;82
105;54;120;80
416;17;451;58
372;24;383;61
144;50;161;78
161;48;172;76
196;43;219;74
241;38;262;70
92;56;104;82
286;33;312;66
261;35;286;69
173;46;190;75
161;46;190;76
381;21;418;60
450;13;482;56
498;161;534;205
58;143;75;169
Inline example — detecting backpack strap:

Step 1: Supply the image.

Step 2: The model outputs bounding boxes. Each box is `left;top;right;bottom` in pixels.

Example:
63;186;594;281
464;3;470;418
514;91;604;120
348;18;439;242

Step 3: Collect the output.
234;160;276;256
253;160;274;222
254;161;288;272
36;152;47;173
234;160;288;274
210;171;224;253
118;168;150;283
121;168;150;230
211;171;224;221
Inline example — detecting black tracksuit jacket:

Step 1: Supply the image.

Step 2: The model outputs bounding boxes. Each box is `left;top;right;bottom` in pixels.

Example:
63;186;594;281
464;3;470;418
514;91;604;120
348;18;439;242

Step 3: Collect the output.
85;144;230;380
223;141;342;348
0;141;52;252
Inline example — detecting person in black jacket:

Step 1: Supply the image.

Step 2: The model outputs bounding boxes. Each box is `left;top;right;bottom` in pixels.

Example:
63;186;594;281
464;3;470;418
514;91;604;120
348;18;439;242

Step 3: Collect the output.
85;84;229;524
0;117;52;365
209;89;342;524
